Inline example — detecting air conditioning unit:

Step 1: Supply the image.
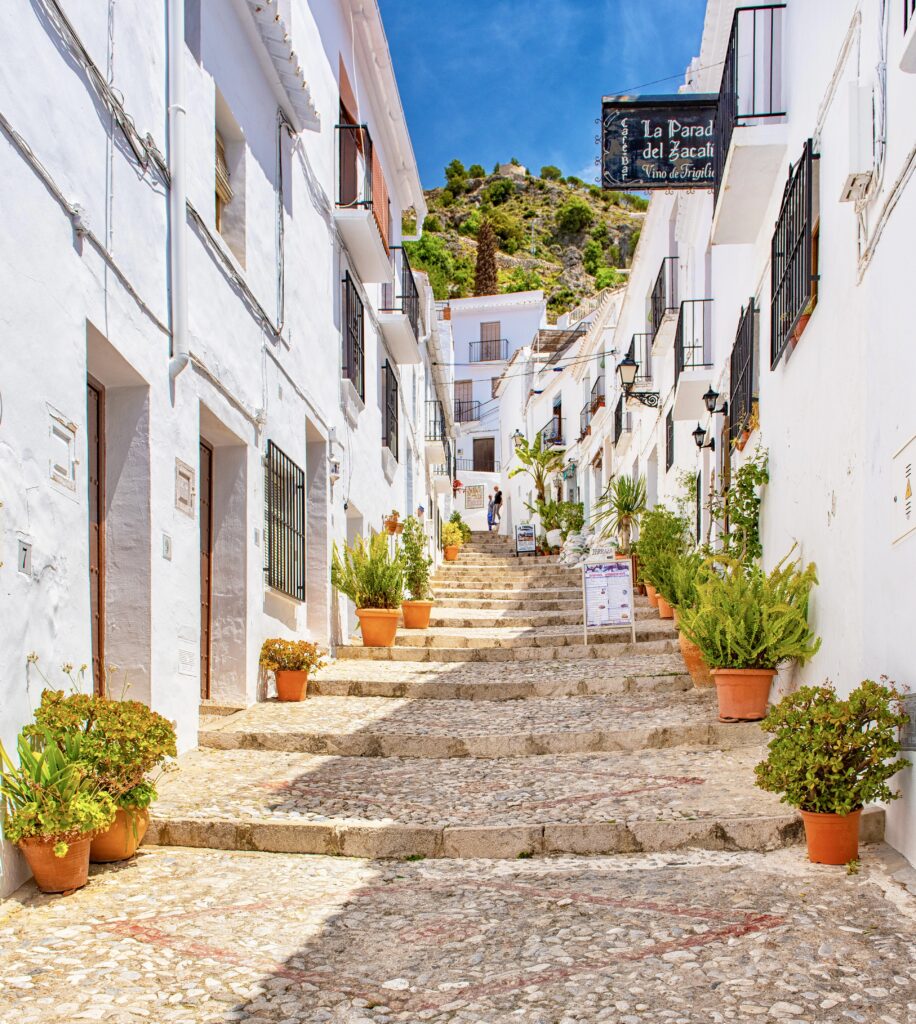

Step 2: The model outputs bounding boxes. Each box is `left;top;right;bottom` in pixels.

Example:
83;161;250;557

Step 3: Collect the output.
839;83;874;203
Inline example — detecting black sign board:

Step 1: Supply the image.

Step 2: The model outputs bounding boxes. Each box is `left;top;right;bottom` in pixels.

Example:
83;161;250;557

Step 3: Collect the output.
601;94;718;190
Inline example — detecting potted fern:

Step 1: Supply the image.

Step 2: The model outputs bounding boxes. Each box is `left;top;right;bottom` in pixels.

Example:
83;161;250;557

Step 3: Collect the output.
260;639;326;701
332;532;405;647
678;553;821;721
755;680;910;864
441;521;463;561
636;505;689;615
1;729;115;892
662;551;714;688
401;515;434;628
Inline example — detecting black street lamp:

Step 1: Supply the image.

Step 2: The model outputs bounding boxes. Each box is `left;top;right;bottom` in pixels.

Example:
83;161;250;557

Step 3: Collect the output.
702;387;728;416
616;354;659;408
693;423;715;452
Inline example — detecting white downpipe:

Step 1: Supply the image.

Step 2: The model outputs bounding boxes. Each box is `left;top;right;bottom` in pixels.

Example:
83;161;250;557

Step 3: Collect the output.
168;0;189;381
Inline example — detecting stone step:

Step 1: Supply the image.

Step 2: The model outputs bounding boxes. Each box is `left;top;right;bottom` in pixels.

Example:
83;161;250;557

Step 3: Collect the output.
385;621;673;649
433;569;582;582
433;595;585;610
310;653;692;699
335;637;678;663
146;746;886;859
199;691;762;759
431;585;586;599
428;607;658;628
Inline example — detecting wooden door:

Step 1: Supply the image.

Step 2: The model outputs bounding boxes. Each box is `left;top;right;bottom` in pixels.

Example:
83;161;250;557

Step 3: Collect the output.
480;321;501;361
473;437;495;472
87;379;105;696
454;380;472;422
199;440;213;699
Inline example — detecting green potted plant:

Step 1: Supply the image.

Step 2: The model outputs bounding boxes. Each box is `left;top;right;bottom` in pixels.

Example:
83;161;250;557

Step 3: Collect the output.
508;434;565;503
1;729;115;891
332;532;405;647
636;505;689;614
755;680;910;864
260;639;326;701
666;551;713;688
678;553;821;722
441;521;463;561
27;684;177;863
449;510;472;545
591;475;647;555
526;498;564;548
401;515;434;628
559;501;585;540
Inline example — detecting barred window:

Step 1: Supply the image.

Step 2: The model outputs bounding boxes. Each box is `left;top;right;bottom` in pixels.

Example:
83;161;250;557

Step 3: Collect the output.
343;272;365;399
729;298;758;441
382;360;399;460
264;440;305;601
771;140;819;368
665;409;674;472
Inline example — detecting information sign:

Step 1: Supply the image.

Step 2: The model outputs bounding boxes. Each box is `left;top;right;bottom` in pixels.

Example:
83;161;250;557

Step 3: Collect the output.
582;558;636;644
515;523;536;556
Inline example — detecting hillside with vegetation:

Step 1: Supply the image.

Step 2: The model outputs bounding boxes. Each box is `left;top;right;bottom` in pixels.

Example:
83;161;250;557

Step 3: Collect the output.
404;160;647;320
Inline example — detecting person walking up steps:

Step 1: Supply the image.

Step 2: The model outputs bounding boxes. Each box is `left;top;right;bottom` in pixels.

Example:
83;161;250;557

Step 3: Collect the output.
492;487;503;530
486;492;495;532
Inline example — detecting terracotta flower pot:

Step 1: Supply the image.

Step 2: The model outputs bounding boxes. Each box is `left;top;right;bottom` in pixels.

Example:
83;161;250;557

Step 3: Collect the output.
678;633;714;688
276;669;308;701
645;583;659;608
356;607;400;647
656;595;674;619
19;835;92;893
402;600;433;629
800;808;861;865
672;607;680;626
91;807;149;863
444;545;460;562
711;667;775;722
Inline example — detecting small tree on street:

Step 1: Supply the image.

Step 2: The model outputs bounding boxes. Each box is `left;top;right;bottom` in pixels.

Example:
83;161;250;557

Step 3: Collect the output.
508;434;565;503
474;218;498;295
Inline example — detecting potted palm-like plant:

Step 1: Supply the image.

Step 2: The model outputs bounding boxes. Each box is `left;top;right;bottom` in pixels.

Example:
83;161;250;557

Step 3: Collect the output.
508;434;565;504
260;639;326;702
1;729;115;891
332;532;405;647
755;680;910;864
635;505;689;615
678;553;821;722
401;515;434;628
441;521;463;562
26;683;177;863
591;475;647;555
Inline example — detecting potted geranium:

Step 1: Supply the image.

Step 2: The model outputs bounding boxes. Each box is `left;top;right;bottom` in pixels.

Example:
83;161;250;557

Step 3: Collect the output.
260;639;326;701
401;515;434;628
332;532;405;647
678;554;821;722
27;685;177;863
755;680;910;864
0;729;115;892
441;521;463;562
383;510;403;535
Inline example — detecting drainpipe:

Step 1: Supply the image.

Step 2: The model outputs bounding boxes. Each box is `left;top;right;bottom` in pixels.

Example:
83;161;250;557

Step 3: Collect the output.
168;0;189;381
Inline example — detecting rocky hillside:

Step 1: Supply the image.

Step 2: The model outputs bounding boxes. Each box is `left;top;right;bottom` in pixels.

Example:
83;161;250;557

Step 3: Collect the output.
404;161;647;320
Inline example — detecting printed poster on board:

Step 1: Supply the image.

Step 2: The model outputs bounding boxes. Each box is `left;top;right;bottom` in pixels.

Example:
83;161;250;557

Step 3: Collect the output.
583;560;633;629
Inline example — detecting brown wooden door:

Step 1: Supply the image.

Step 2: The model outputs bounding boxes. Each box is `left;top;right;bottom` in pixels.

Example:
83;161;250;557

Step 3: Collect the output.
480;321;501;361
87;379;105;696
473;437;495;472
199;440;213;699
454;380;473;422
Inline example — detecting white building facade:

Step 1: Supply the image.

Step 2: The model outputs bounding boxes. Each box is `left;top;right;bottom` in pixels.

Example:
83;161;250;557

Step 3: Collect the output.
0;0;455;895
570;0;916;865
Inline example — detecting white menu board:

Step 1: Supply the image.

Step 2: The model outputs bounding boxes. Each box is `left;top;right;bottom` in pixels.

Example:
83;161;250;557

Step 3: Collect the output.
582;559;636;644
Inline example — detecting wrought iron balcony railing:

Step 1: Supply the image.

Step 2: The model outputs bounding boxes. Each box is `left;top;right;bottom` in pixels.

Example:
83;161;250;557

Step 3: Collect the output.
649;257;679;338
432;440;455;480
674;300;713;387
590;374;605;413
908;0;916;33
539;416;564;447
612;395;631;445
579;402;592;441
381;246;420;339
729;298;758;442
455;399;481;423
336;122;373;210
455;458;501;473
469;338;509;362
628;333;654;385
425;399;446;442
714;5;786;200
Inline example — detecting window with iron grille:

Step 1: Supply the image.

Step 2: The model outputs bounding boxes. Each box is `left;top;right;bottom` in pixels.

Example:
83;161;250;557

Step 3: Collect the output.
771;140;818;368
342;272;365;399
729;299;758;442
264;440;305;601
613;395;624;444
665;410;674;472
382;361;399;460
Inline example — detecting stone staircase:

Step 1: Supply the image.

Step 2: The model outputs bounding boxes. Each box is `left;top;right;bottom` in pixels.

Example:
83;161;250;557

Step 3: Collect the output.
149;531;883;859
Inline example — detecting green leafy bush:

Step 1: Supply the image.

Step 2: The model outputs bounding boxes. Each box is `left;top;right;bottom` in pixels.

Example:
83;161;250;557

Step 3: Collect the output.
595;267;625;290
678;554;821;670
260;639;325;674
636;506;690;589
755;680;910;815
540;165;563;180
422;214;442;233
28;688;177;809
582;239;603;275
401;515;433;600
448;510;472;544
555;195;594;233
468;163;486;178
502;267;543;293
725;446;768;560
559;501;585;538
441;522;463;549
331;532;405;609
487;179;513;205
665;550;709;610
1;729;116;855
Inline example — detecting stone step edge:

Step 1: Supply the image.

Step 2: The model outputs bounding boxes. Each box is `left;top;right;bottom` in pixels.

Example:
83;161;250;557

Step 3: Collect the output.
336;641;679;662
145;807;885;860
199;721;763;759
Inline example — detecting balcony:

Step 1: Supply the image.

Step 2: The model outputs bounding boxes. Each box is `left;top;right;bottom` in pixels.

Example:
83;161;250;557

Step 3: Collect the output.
455;399;481;423
469;338;509;362
628;333;654;387
539;416;564;448
649;257;679;353
590;374;606;414
579;402;592;441
712;5;788;245
432;440;455;492
904;0;916;72
379;247;422;363
612;395;633;455
673;300;713;421
456;457;502;473
425;399;447;464
333;123;391;282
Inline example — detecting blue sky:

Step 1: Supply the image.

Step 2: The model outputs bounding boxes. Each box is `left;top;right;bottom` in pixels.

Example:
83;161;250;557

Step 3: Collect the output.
379;0;708;189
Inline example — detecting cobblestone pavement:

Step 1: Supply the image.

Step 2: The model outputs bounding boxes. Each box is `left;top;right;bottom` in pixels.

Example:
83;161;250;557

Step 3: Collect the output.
2;845;914;1024
199;691;762;757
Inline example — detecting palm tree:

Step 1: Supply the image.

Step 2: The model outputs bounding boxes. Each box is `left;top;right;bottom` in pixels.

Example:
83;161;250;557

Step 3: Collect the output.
591;475;647;553
508;433;565;503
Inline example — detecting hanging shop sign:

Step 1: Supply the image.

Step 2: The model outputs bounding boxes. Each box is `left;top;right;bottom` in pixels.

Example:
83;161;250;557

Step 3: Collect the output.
582;557;636;645
601;94;718;190
515;523;536;556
